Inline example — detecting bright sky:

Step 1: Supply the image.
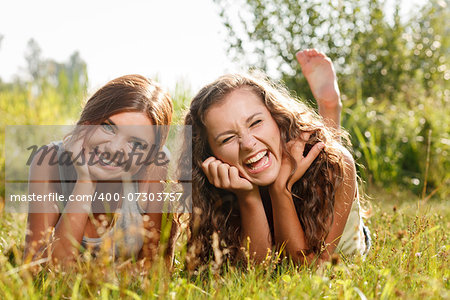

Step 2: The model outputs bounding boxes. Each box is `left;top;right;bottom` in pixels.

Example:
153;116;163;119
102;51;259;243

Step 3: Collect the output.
0;0;427;94
0;0;237;92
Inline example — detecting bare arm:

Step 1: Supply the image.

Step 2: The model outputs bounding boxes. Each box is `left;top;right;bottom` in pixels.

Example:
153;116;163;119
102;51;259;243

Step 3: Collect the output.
320;147;356;259
49;182;95;262
138;161;182;268
201;157;272;262
138;169;164;264
236;189;271;262
25;142;95;264
269;144;356;264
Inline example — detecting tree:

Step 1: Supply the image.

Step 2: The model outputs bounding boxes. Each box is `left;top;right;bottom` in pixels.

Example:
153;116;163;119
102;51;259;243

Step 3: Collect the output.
214;0;448;104
24;38;44;82
214;0;450;193
21;39;89;116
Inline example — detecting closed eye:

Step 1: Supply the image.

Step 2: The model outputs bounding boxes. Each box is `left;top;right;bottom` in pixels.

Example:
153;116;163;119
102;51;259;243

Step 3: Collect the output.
250;119;262;127
221;136;234;144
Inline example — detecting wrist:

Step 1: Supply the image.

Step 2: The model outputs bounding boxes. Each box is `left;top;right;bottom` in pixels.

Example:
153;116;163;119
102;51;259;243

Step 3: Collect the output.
269;182;290;195
268;184;292;203
75;179;96;187
235;188;261;206
76;171;93;181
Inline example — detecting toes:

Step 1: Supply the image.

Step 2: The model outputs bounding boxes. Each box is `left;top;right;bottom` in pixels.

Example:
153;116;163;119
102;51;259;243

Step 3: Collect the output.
310;49;319;56
317;51;327;58
297;48;329;65
296;51;308;65
308;49;326;58
305;49;313;56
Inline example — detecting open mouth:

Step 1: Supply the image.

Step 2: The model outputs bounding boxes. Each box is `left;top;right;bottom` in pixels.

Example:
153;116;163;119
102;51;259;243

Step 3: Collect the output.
244;150;271;173
94;148;122;168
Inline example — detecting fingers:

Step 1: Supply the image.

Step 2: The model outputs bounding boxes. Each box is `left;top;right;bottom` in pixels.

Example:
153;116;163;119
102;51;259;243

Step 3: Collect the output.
228;166;240;187
229;166;253;191
300;142;324;168
300;131;312;142
285;140;324;188
217;163;231;187
63;136;85;163
287;139;306;160
202;157;229;187
201;157;253;191
201;157;217;185
290;142;324;184
64;135;85;155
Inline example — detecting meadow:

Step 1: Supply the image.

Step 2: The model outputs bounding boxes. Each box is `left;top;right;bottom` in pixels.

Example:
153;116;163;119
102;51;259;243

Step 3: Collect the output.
0;188;448;299
1;6;449;294
0;79;449;298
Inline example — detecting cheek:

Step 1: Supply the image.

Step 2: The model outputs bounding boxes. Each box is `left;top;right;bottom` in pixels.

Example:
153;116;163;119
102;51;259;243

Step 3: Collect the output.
270;121;281;136
212;143;240;165
266;122;282;155
86;131;109;147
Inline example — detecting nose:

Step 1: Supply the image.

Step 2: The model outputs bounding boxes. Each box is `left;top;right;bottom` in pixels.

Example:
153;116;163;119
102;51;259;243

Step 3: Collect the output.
239;133;257;152
104;138;126;159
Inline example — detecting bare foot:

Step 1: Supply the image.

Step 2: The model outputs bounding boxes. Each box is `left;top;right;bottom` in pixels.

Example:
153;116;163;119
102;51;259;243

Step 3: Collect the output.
296;49;341;129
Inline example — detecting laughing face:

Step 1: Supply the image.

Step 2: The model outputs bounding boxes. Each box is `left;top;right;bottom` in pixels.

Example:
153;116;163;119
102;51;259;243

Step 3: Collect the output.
204;87;282;186
82;111;155;180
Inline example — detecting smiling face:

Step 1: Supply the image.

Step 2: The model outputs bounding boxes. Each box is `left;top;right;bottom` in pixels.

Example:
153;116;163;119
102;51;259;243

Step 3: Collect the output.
204;87;282;186
83;111;155;180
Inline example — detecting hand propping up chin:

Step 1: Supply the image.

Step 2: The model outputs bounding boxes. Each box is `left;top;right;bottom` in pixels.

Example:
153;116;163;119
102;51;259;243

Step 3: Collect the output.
271;132;324;193
201;157;258;198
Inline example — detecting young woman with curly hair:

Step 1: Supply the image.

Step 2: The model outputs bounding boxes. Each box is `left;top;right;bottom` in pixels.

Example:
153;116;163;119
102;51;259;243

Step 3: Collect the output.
181;49;370;267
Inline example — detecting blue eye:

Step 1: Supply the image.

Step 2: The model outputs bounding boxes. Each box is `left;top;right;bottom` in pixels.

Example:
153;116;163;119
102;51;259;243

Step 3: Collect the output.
131;141;146;150
101;123;114;133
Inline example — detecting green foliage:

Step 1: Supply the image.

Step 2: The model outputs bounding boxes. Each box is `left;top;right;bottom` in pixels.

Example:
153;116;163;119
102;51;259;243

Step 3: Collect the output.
0;8;448;298
0;191;448;298
169;79;193;125
214;0;449;195
0;39;88;199
345;95;449;197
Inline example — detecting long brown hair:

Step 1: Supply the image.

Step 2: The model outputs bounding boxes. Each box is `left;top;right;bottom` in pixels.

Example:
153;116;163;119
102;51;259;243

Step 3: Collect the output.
76;74;173;146
181;73;349;267
76;75;178;260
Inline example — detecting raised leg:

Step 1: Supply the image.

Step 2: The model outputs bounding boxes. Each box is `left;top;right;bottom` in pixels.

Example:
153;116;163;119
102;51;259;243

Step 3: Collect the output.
296;49;342;130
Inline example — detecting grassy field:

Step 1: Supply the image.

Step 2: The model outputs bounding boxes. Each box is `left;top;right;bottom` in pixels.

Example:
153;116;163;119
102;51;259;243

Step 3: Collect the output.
0;187;448;299
0;43;448;298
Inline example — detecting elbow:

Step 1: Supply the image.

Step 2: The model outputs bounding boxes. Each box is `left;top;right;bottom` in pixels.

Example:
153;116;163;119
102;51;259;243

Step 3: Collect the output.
239;240;272;264
23;243;52;267
46;239;80;265
289;249;325;267
292;251;337;267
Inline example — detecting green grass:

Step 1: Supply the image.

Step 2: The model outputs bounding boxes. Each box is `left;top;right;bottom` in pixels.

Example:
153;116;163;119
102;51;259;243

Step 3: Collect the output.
0;65;448;299
0;188;448;299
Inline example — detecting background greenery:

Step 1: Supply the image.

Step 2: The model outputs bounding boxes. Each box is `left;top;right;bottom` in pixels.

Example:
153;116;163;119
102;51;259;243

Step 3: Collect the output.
215;0;449;196
0;0;448;298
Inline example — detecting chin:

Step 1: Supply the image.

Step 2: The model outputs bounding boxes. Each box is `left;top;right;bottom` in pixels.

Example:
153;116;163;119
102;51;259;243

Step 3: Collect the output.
89;166;122;181
251;173;278;187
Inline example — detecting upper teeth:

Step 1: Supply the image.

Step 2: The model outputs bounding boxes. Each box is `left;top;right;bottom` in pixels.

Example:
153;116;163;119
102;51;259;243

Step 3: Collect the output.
245;150;267;164
99;153;118;166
